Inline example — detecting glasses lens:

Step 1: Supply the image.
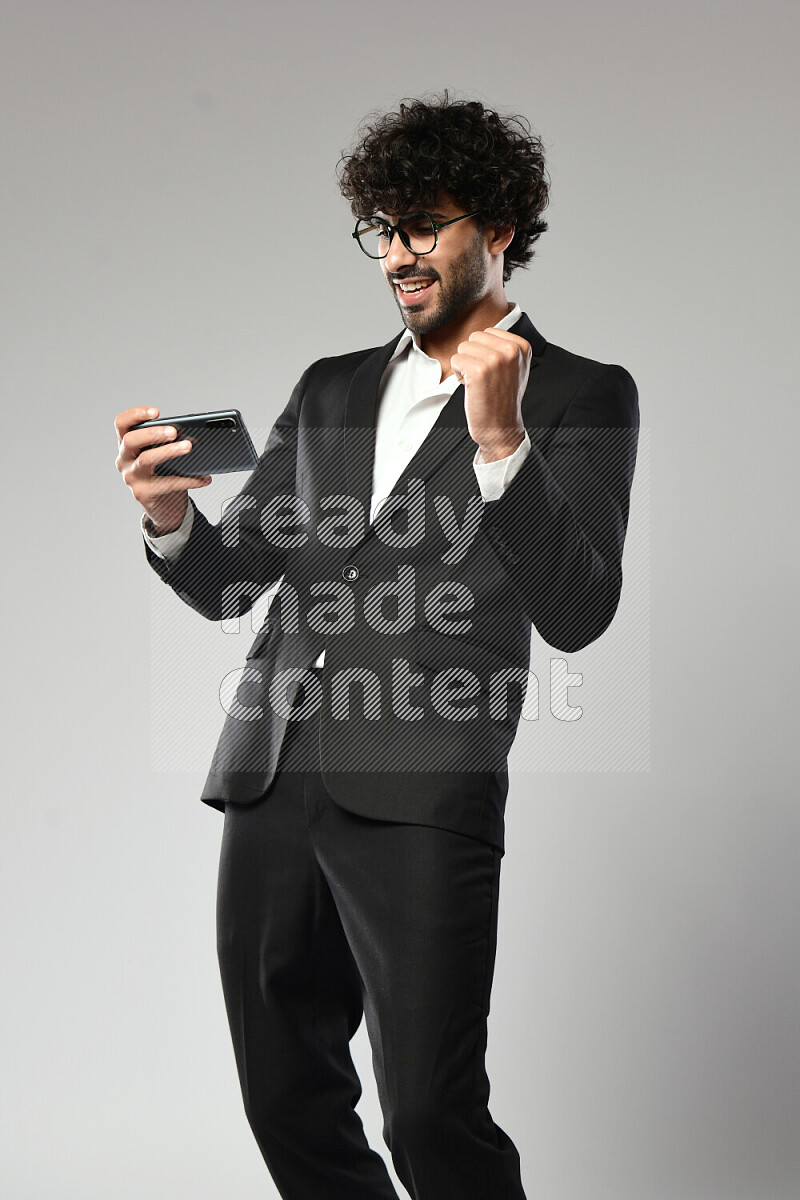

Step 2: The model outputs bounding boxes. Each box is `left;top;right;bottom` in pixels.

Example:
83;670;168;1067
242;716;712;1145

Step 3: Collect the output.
355;218;391;258
399;214;436;254
355;214;438;257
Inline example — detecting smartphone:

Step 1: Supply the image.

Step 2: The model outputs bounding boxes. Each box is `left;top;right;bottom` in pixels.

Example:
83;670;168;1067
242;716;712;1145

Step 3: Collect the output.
131;409;259;476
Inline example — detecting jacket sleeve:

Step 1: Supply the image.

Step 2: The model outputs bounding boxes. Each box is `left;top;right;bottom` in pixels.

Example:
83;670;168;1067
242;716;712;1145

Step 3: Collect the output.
479;362;640;652
143;363;313;622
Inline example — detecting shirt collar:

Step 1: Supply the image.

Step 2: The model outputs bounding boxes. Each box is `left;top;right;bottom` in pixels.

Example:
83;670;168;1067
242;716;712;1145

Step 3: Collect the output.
387;302;523;365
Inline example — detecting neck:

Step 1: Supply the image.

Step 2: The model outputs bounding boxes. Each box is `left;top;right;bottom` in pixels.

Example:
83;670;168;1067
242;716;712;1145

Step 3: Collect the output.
419;293;514;379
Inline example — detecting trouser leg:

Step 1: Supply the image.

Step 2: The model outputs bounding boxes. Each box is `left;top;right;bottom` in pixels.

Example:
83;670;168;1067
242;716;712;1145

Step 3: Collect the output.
306;774;528;1200
215;699;399;1200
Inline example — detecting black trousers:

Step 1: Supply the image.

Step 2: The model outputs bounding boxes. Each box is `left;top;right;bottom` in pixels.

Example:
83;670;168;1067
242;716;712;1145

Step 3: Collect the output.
216;668;527;1200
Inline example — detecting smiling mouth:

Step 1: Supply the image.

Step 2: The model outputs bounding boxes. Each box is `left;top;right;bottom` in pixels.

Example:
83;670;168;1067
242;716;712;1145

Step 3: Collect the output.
393;277;437;304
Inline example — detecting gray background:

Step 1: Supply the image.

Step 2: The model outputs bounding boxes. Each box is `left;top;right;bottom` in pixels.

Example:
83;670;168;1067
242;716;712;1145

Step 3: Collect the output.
2;1;798;1197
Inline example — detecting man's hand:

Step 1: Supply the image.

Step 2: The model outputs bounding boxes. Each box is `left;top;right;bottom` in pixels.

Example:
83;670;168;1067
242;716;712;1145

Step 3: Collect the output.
451;328;531;461
114;406;212;534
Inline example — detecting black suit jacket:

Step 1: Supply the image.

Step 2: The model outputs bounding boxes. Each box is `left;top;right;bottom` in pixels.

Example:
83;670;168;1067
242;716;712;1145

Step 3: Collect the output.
145;313;639;850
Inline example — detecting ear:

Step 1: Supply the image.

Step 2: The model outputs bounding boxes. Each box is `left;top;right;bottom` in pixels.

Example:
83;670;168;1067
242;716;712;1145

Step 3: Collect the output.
487;223;515;257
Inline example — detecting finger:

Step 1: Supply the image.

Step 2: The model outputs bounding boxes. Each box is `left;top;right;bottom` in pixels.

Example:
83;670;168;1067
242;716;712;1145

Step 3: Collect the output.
143;474;213;495
482;328;532;360
117;428;182;473
122;424;180;458
135;439;194;474
114;406;159;442
470;328;525;355
449;352;491;384
454;339;501;358
451;345;501;375
480;328;530;347
449;353;469;379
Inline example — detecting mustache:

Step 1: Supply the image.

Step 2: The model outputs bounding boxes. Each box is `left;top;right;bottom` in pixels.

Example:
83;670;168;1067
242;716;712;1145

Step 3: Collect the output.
388;270;439;284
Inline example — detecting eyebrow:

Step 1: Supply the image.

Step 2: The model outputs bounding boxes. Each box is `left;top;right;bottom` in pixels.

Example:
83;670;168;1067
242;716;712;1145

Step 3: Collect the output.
405;209;449;220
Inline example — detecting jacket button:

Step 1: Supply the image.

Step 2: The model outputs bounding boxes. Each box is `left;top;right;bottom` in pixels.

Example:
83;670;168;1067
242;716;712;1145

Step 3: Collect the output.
342;564;359;581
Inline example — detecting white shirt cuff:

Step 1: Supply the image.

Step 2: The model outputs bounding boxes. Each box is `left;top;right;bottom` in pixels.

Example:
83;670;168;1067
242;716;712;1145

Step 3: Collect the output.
141;500;195;561
472;431;531;502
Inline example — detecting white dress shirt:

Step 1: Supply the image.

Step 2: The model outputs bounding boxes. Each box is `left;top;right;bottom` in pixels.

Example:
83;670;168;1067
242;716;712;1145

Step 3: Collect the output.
143;304;532;666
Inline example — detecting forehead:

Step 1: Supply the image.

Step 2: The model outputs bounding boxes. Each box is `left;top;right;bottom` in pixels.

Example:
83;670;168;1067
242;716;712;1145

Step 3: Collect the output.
376;191;460;221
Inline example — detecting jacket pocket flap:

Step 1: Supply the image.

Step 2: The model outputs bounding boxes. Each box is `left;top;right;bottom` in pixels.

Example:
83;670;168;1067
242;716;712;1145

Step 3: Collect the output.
414;626;523;689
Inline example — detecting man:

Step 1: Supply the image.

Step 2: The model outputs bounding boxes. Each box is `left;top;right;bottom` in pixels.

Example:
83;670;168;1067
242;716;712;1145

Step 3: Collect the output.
115;94;639;1200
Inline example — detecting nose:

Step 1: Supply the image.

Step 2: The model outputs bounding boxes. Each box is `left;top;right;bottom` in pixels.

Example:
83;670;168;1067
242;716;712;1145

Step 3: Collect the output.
384;228;418;274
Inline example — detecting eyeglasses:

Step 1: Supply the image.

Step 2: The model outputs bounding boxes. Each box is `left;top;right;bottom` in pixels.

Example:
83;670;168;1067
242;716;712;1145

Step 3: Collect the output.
352;211;479;259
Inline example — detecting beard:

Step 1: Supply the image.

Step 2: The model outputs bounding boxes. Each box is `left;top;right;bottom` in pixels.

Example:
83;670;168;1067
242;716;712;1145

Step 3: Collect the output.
390;231;489;336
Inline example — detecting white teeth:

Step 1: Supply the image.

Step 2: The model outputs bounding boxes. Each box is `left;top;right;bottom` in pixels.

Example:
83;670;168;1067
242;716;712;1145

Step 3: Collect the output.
398;280;432;293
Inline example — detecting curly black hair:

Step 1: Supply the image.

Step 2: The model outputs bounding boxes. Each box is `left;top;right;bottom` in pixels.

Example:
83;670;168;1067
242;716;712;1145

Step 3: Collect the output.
337;92;550;283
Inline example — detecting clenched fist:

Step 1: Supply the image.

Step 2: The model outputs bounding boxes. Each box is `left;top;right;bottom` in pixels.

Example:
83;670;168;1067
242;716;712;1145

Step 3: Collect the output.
451;328;530;462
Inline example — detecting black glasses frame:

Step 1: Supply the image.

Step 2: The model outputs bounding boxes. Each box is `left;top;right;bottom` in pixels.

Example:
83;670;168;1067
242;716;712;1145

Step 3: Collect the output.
352;211;480;259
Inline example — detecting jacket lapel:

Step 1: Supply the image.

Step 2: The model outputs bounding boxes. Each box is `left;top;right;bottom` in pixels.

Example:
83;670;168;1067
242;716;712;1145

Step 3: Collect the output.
343;332;403;521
